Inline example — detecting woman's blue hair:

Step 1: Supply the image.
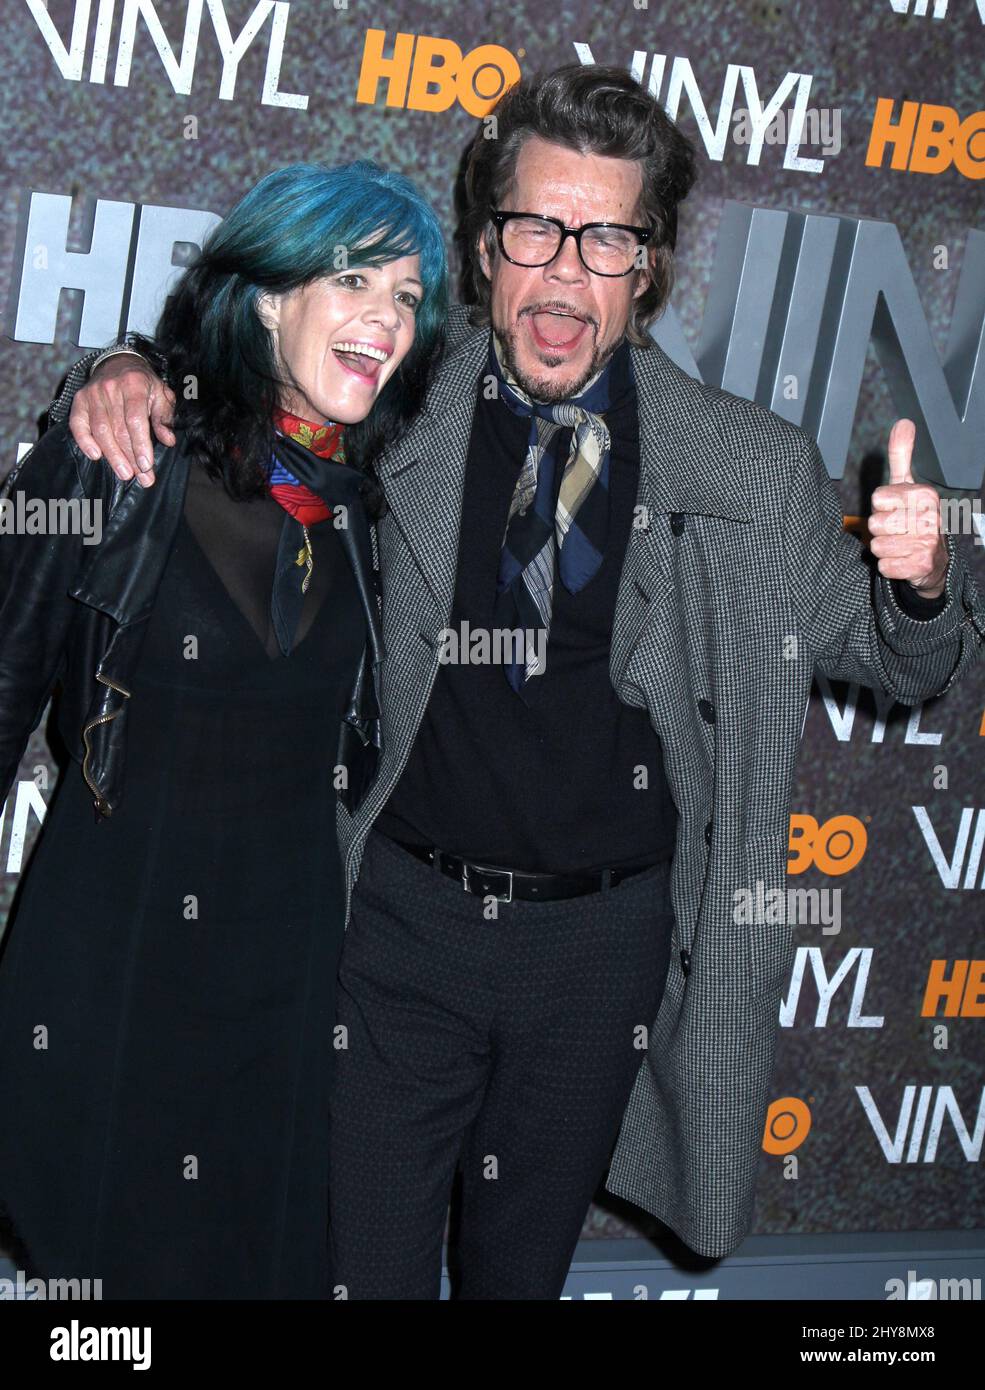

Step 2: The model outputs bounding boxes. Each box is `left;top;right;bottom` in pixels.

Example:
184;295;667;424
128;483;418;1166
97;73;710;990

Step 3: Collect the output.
150;160;448;499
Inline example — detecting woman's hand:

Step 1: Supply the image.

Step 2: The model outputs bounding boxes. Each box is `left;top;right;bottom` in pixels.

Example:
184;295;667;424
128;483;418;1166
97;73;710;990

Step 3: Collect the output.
70;354;176;487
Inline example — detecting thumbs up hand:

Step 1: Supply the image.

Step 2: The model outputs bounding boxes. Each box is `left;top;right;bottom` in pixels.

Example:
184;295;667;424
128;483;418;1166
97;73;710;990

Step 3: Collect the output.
868;419;949;600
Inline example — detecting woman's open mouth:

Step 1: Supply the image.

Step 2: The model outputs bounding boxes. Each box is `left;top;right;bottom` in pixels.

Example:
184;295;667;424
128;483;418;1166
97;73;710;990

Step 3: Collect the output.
332;341;391;383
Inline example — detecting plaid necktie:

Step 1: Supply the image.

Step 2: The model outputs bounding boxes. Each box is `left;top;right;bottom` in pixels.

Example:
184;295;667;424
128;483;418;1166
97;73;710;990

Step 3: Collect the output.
491;331;627;695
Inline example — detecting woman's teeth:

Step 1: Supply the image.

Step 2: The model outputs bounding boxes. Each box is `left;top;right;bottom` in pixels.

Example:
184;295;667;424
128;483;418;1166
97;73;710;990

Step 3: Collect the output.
333;342;389;362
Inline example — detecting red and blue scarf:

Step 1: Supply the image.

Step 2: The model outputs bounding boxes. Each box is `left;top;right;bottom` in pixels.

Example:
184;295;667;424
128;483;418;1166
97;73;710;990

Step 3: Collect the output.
265;406;346;655
268;406;345;522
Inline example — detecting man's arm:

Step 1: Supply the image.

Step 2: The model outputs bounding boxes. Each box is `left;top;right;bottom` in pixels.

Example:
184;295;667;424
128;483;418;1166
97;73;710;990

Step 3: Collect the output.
782;435;985;706
0;426;109;802
47;335;175;487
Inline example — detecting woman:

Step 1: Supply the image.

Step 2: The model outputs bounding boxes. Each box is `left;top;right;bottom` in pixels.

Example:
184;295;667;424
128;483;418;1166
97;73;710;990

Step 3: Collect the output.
0;160;447;1298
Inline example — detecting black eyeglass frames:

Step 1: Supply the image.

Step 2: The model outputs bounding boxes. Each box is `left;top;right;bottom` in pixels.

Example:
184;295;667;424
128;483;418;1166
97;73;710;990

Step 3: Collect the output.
489;210;656;277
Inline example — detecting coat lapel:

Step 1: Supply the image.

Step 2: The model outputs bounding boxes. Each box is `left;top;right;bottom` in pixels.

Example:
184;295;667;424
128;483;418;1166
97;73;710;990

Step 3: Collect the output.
70;439;190;625
610;342;753;691
375;307;488;617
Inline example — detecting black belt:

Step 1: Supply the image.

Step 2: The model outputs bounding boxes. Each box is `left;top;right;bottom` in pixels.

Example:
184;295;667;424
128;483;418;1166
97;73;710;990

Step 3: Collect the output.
389;837;658;903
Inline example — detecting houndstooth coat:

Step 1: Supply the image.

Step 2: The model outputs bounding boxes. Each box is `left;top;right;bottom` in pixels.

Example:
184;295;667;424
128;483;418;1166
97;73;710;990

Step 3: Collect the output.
333;303;985;1259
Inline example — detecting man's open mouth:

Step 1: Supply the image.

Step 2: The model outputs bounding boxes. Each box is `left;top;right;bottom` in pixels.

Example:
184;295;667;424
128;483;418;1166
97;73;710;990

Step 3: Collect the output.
526;309;589;352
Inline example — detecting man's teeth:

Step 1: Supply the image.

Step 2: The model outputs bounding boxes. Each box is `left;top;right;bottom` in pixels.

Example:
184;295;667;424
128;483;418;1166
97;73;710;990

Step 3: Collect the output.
334;342;389;362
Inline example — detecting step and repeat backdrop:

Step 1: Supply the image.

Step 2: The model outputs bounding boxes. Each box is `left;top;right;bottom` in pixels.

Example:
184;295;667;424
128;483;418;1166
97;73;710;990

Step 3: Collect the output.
1;0;983;1257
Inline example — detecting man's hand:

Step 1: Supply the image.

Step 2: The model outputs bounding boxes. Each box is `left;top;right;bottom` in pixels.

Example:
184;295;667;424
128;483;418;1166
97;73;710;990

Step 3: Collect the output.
69;354;176;488
868;418;949;600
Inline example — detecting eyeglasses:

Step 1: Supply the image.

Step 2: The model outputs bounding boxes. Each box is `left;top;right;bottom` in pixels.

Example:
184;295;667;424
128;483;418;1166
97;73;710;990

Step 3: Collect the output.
490;209;655;277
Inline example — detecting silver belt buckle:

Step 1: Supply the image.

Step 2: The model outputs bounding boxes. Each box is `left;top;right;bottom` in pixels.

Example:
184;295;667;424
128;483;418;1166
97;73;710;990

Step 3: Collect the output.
493;867;514;904
463;861;514;903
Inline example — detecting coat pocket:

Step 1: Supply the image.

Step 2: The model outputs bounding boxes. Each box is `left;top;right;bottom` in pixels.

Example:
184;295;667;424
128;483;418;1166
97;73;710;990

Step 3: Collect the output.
737;830;796;1002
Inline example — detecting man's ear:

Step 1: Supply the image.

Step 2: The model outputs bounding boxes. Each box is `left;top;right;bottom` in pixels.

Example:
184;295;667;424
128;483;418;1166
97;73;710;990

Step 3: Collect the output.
476;228;494;283
255;291;282;331
631;251;654;301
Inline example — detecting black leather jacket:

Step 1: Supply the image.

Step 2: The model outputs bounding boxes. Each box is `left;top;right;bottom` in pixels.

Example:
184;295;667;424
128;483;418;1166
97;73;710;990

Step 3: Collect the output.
0;423;383;820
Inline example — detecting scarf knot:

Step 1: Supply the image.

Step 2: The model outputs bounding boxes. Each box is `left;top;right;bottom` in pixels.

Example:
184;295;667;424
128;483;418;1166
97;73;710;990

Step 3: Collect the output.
264;406;347;656
268;407;344;525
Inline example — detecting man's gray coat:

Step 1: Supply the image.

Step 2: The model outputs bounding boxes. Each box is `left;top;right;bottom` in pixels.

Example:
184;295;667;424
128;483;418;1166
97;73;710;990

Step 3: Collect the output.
338;304;985;1259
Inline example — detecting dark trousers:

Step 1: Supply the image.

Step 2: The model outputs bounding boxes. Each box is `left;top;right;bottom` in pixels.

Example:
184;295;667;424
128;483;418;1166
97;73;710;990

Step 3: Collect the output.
327;829;674;1300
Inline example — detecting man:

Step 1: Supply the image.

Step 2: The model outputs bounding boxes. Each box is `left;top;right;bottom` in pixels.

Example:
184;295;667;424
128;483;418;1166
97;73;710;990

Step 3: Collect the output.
51;66;985;1299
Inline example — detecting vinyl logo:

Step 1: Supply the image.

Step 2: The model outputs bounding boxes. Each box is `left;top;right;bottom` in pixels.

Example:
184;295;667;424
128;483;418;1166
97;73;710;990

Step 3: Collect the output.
913;807;985;888
356;29;521;116
779;948;884;1028
24;0;310;109
787;815;868;875
886;0;985;20
858;1085;985;1162
866;98;985;179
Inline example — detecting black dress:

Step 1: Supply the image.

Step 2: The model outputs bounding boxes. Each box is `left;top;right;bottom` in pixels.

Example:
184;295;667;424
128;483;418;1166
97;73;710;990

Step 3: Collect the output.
0;460;366;1298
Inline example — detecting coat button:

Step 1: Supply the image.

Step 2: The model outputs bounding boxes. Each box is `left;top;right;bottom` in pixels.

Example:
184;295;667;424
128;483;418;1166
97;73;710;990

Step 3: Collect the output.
670;512;686;536
680;948;691;978
704;819;713;846
698;698;715;723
